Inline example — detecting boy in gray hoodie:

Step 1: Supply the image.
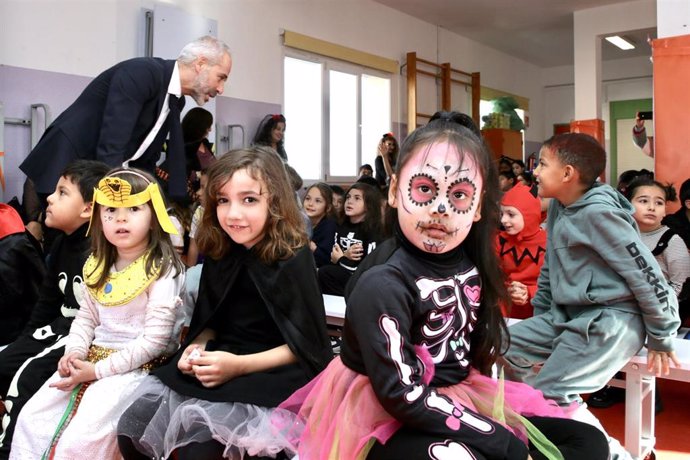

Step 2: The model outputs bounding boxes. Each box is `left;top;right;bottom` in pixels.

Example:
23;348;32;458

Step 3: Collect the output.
502;133;680;459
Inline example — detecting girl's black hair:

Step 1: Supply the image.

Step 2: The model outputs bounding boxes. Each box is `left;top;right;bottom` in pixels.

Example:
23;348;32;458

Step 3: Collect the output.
381;132;400;166
252;114;287;161
181;107;213;143
340;182;383;238
499;170;517;181
517;171;534;186
625;176;677;202
617;169;653;194
394;111;509;375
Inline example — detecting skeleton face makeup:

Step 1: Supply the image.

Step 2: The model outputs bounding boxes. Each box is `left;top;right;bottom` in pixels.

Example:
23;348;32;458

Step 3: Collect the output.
389;141;483;253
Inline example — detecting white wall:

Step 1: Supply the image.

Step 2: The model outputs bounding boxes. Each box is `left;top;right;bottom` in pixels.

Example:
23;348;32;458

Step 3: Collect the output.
573;0;656;119
0;0;552;139
0;0;658;173
542;55;653;140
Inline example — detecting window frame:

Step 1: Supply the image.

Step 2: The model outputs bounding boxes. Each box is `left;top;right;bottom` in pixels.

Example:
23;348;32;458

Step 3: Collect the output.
283;50;393;184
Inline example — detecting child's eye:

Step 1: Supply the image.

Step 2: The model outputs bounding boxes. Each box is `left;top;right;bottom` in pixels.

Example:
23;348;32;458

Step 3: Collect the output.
105;207;116;213
448;178;476;213
244;196;258;204
217;197;228;204
409;174;438;205
130;206;140;212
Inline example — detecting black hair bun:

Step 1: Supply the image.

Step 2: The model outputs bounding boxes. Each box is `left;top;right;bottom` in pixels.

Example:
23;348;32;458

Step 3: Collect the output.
429;111;481;138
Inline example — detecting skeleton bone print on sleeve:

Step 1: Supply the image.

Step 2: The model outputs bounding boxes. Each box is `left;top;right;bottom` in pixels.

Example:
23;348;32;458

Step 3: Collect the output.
377;264;492;436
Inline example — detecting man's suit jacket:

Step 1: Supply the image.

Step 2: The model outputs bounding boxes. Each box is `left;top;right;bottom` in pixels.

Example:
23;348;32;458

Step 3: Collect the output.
20;58;184;194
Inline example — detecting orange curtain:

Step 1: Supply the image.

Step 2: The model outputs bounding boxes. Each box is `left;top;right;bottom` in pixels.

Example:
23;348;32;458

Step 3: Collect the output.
652;34;690;213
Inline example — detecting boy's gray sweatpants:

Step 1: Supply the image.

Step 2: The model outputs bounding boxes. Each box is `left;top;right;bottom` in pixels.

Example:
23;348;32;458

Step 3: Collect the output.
501;308;646;406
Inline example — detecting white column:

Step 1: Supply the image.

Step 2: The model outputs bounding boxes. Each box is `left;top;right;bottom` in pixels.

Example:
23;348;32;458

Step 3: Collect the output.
657;0;690;38
572;0;657;120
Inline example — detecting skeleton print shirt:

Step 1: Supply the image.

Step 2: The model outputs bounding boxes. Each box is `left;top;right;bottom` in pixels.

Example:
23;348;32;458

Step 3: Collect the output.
340;242;518;458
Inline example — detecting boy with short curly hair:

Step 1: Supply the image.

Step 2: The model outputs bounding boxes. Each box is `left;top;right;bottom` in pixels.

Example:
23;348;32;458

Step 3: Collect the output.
502;133;680;459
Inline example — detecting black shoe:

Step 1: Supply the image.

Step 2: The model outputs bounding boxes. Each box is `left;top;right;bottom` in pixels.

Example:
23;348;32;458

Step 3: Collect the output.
587;386;626;408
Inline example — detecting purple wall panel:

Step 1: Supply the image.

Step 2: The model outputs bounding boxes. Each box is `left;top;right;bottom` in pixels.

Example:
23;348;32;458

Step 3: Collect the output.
0;65;281;203
214;96;280;154
0;65;92;202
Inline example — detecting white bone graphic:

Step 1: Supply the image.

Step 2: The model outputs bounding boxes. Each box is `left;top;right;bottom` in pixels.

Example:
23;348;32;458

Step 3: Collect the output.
426;390;493;433
380;315;424;402
429;440;477;460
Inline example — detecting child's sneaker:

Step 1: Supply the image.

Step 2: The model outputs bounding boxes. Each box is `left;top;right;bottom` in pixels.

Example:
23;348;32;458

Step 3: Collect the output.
588;385;626;408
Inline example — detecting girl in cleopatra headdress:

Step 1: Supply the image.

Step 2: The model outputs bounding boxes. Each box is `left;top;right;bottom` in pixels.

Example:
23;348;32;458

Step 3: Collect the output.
10;168;186;460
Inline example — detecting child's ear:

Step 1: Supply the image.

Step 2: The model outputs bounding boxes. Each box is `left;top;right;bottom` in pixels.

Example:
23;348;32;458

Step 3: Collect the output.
472;192;484;222
684;198;690;211
562;165;576;183
80;201;93;220
388;174;398;208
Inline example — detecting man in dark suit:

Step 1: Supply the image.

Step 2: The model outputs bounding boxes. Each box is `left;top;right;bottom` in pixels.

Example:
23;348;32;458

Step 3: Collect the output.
20;35;232;202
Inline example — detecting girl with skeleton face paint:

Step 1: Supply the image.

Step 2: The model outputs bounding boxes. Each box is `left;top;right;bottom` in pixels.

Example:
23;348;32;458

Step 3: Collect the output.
389;140;483;254
279;113;609;460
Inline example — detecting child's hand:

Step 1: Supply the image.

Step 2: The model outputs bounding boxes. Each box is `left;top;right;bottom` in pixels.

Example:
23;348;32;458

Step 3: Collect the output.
508;281;529;305
57;352;82;377
647;350;680;377
331;244;344;263
309;240;317;253
344;243;364;261
50;359;96;391
377;141;386;157
178;344;202;376
190;350;246;388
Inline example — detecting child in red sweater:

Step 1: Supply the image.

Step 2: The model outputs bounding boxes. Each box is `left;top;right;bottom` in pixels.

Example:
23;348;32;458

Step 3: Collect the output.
497;183;547;319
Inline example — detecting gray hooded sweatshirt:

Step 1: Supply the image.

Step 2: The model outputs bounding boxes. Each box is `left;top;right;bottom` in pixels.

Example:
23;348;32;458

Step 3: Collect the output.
532;182;680;352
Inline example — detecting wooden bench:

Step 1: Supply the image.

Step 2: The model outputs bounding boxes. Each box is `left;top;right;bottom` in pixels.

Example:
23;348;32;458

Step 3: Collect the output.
323;294;346;328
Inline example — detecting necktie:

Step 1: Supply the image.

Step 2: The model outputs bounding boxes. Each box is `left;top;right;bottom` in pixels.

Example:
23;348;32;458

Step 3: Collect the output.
166;95;187;200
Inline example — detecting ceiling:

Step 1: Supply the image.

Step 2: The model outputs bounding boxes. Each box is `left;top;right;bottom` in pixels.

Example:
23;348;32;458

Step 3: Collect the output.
373;0;657;67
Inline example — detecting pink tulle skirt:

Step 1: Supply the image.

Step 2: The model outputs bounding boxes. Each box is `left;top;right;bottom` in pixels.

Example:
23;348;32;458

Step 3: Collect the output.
278;357;573;460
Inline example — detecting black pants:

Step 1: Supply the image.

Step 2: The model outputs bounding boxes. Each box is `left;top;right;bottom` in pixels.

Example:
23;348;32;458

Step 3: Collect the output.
317;264;353;296
366;416;609;460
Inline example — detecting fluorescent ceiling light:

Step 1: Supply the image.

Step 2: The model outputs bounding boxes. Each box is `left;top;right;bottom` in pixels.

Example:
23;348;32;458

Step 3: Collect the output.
605;35;635;50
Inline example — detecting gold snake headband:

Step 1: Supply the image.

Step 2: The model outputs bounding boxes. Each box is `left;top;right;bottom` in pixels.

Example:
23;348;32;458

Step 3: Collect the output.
87;171;178;235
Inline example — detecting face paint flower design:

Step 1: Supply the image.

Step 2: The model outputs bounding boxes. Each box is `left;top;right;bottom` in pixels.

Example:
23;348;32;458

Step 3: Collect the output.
390;141;483;253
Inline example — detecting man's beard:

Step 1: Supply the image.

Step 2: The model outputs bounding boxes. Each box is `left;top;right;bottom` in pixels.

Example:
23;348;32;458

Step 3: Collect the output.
190;68;210;105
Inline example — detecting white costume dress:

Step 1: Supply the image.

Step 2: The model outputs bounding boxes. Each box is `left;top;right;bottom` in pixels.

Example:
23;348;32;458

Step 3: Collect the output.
9;254;185;460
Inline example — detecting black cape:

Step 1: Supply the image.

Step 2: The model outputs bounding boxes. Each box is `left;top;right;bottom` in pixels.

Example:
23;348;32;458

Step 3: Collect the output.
153;245;333;402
